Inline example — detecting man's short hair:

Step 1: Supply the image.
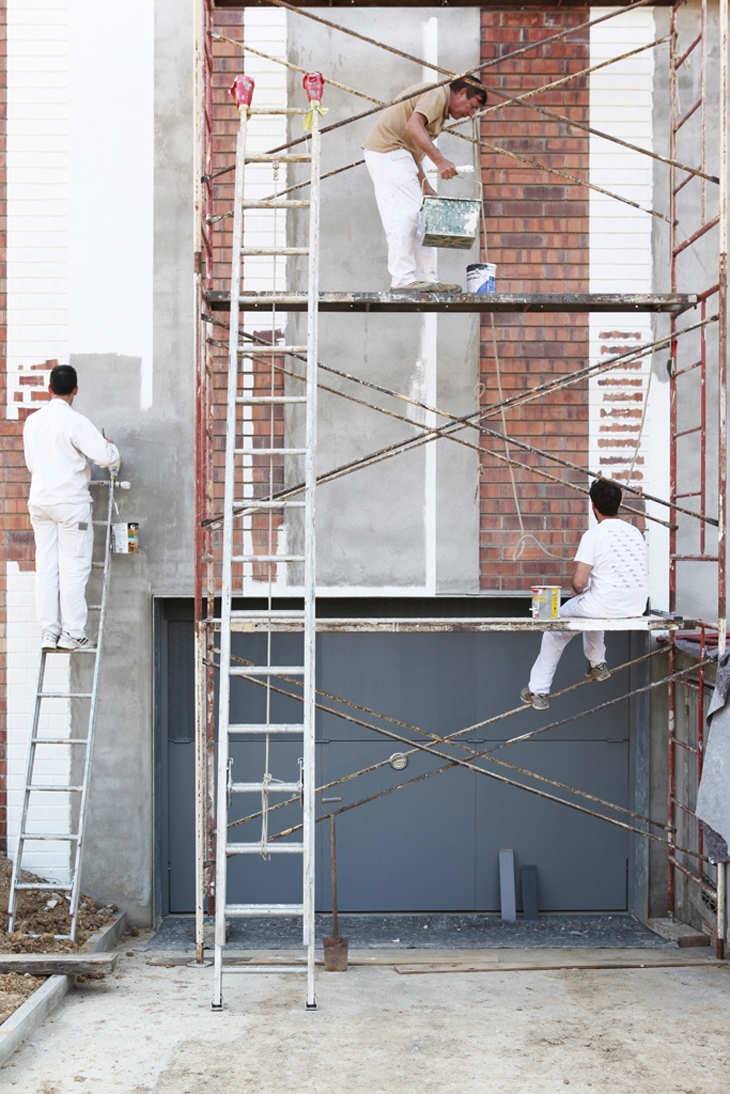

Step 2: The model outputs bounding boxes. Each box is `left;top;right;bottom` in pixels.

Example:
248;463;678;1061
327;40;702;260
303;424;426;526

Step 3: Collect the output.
450;77;487;106
49;364;78;396
590;477;622;516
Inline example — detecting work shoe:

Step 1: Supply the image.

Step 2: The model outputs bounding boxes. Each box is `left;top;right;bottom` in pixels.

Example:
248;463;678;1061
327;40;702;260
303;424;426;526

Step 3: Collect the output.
40;630;59;651
57;633;93;652
520;687;550;710
585;661;611;682
431;282;462;293
393;281;439;292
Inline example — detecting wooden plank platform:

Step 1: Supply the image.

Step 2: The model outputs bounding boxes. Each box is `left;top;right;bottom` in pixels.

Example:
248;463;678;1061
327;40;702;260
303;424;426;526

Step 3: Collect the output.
147;947;723;971
0;952;118;976
208;614;692;634
392;949;723;974
205;291;698;315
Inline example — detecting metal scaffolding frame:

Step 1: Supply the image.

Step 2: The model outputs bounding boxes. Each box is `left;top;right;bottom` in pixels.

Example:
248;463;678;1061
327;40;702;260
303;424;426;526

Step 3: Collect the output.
193;0;729;1001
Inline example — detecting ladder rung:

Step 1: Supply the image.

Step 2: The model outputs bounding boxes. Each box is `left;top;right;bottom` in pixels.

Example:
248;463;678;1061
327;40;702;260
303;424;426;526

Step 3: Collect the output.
241;247;309;256
227;843;304;855
231;555;304;563
92;520;108;526
14;882;73;891
241;200;310;208
230;610;305;619
230;665;304;676
87;604;102;610
231;782;301;794
229;724;304;735
38;692;92;699
32;738;89;745
236;396;307;404
249;108;306;115
233;500;305;510
244;153;311;162
225;903;304;916
27;784;83;792
223;965;306;974
19;833;80;842
238;345;306;355
43;647;97;655
91;562;105;569
234;448;306;456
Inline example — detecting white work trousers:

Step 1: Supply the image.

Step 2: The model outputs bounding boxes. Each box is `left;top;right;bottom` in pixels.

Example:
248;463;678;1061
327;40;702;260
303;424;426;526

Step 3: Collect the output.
29;500;94;639
364;148;437;288
528;592;607;696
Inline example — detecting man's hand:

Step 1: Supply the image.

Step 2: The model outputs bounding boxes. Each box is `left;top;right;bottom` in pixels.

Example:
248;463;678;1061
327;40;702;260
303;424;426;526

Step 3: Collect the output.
437;158;457;180
422;179;438;197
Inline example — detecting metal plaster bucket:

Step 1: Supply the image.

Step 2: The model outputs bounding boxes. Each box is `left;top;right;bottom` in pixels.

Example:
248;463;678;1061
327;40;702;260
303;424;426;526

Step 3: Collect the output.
467;262;497;293
420;196;481;250
531;585;561;620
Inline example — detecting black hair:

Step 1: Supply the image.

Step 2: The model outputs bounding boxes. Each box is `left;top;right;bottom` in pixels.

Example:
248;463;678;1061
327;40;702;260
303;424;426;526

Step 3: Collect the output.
589;477;622;516
49;364;78;396
450;77;487;106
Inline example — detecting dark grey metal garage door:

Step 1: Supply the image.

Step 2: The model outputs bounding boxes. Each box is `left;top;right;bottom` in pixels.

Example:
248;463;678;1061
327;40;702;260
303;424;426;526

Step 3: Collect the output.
158;603;638;915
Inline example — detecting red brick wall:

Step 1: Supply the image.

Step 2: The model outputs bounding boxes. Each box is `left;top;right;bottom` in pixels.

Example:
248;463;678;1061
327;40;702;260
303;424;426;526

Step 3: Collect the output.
479;9;590;590
201;14;287;591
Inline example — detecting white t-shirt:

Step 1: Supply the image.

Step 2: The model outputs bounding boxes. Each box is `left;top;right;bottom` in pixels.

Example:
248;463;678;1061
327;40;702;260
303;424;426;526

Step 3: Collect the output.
574;518;649;616
23;398;119;507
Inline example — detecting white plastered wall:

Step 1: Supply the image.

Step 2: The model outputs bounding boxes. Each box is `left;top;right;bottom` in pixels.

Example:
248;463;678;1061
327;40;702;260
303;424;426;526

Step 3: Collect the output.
590;6;669;611
6;0;153;874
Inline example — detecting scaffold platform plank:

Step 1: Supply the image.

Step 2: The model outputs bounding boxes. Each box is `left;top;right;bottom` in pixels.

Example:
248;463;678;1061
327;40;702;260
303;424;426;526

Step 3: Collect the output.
207;614;691;634
205;291;697;314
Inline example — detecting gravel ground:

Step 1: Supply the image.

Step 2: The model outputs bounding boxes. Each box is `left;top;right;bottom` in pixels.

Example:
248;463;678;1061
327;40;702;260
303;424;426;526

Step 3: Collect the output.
149;912;674;951
1;931;729;1093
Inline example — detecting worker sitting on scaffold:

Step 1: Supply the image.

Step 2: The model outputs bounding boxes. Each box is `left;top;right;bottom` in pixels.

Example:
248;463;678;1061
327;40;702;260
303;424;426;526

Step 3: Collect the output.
362;77;487;293
520;478;649;711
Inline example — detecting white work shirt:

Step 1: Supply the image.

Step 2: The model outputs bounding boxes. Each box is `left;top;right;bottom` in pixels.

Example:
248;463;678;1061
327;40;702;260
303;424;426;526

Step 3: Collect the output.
574;518;649;616
23;398;120;507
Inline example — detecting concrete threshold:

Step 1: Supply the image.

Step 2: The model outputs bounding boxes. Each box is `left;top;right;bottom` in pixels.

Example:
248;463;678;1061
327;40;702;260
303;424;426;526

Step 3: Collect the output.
0;912;127;1066
146;945;726;972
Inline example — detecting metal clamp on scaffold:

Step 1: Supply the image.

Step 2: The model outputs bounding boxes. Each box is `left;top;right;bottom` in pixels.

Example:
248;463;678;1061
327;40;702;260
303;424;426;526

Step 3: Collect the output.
230;74;255;114
302;71;327;131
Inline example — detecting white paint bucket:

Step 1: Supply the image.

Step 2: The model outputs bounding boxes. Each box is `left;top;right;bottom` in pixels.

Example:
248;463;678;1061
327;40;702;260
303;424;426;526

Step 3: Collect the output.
466;262;497;294
531;586;561;620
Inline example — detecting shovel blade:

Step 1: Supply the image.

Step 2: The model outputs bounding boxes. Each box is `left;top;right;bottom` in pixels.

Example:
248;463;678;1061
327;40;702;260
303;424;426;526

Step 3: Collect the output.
323;936;349;972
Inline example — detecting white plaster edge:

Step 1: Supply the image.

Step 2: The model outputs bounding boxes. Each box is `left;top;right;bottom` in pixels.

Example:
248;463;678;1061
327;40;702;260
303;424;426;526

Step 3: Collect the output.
0;910;127;1067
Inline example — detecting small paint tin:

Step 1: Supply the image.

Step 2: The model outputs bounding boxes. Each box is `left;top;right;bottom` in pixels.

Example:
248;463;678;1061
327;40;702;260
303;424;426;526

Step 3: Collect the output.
466;262;497;294
112;522;139;554
531;585;561;620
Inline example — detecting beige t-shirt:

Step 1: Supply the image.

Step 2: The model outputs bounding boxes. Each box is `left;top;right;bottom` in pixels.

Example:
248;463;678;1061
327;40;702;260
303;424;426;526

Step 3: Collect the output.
362;83;451;162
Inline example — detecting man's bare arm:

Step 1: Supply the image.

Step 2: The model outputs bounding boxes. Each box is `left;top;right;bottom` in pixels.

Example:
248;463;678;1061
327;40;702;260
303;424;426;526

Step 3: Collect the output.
571;561;593;596
405;111;457;179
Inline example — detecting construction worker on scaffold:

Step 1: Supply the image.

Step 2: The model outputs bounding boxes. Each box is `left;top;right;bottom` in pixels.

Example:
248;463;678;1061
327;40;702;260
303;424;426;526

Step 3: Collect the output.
520;478;649;710
362;77;487;293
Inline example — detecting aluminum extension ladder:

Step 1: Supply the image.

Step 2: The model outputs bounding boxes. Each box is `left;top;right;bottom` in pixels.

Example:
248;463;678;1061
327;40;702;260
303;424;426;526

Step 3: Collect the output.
8;476;120;940
212;74;323;1010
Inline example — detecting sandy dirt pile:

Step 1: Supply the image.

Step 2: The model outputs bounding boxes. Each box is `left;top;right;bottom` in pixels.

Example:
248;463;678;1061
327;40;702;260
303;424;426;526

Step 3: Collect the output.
0;972;46;1024
0;857;117;1026
0;857;116;953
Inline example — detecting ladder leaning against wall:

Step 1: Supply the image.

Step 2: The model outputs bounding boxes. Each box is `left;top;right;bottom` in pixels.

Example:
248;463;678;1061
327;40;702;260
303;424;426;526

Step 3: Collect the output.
211;73;323;1011
7;475;123;941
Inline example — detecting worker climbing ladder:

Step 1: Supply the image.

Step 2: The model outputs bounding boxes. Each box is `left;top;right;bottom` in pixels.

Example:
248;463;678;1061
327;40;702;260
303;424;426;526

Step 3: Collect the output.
211;73;323;1010
8;475;121;941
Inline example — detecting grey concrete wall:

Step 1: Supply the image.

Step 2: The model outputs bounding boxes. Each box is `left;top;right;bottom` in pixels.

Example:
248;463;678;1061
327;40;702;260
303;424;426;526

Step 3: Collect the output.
287;8;481;592
67;0;195;924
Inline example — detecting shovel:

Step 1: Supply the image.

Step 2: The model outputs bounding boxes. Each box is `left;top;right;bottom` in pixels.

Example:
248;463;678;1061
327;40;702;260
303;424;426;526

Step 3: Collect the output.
321;797;348;971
